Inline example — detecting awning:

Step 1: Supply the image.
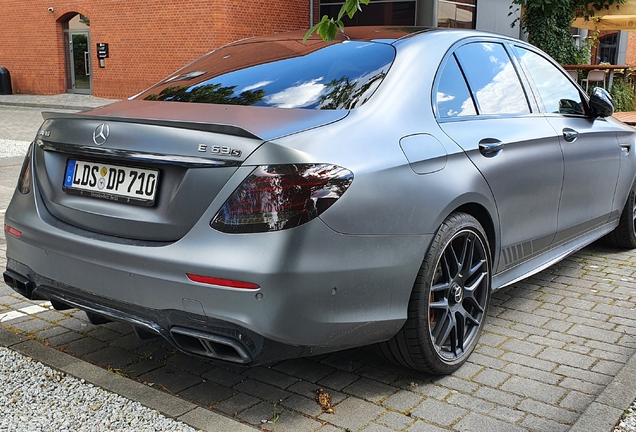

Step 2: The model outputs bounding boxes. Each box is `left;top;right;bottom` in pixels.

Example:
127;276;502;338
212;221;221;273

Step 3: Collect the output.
572;2;636;31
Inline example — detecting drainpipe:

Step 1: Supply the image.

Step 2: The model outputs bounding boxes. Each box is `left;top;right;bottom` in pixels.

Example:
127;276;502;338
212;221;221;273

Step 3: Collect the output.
310;0;314;27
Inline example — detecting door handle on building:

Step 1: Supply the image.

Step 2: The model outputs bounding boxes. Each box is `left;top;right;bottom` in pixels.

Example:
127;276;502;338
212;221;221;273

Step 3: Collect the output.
84;52;90;76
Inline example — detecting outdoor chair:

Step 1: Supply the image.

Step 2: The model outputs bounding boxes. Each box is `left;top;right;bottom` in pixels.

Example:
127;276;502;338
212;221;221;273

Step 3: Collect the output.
581;69;606;92
566;70;579;82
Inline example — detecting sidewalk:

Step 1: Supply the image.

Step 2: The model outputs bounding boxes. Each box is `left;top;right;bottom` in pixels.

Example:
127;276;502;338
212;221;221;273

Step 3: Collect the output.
1;94;636;432
0;93;116;111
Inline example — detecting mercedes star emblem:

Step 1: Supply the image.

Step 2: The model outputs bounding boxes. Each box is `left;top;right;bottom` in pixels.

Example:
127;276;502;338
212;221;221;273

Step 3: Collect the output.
93;123;110;145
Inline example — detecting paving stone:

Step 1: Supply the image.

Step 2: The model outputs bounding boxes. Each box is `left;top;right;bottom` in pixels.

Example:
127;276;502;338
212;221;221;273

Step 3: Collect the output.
468;352;507;370
500;297;542;313
520;414;570;432
375;410;413;430
280;393;323;417
453;361;483;380
318;397;385;430
474;345;505;358
356;365;400;385
213;392;261;416
407;384;450;401
446;392;495;414
526;334;566;349
566;314;616;331
272;357;336;382
472;368;509;387
318;370;360;391
559;390;595;413
33;326;70;341
410;398;468;427
554;364;613;385
382;390;423;412
499;310;550;327
45;330;83;347
502;363;560;384
287;380;347;406
342;377;396;403
433;375;477;394
591;359;624;376
125;358;163;378
320;352;364;372
237;400;281;426
63;336;107;356
405;420;449;432
490;406;525;423
454;412;526;432
56;317;95;333
517;398;579;423
85;326;126;342
82;345;139;369
234;378;292;403
138;366;202;394
178;381;235;407
478;332;508;347
260;409;323;432
500;352;556;372
500;376;566;404
500;339;543;357
202;367;245;387
359;423;394;432
8;317;52;334
244;365;299;389
164;353;215;376
558;377;605;395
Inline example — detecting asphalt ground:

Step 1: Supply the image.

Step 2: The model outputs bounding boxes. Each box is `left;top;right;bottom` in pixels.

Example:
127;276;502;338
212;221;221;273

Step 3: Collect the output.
1;96;636;431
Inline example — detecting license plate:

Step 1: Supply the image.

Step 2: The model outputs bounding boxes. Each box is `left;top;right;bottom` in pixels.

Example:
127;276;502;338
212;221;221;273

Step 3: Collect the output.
63;159;159;206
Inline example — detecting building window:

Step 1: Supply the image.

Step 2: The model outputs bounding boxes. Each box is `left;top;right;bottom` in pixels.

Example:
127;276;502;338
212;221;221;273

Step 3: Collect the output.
438;0;476;29
597;32;618;64
320;0;416;26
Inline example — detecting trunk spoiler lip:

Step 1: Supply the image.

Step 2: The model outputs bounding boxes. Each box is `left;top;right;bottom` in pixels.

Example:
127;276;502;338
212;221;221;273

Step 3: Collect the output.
41;111;263;141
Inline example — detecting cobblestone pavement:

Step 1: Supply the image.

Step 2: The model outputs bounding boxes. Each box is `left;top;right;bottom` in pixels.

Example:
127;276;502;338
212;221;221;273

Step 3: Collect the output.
1;98;636;431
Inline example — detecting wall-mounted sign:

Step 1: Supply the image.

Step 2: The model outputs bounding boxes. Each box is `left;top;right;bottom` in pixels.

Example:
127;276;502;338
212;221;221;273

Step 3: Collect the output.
97;43;109;59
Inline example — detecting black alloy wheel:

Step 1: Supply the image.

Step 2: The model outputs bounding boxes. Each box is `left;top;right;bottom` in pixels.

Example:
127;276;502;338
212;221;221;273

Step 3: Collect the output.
380;212;491;374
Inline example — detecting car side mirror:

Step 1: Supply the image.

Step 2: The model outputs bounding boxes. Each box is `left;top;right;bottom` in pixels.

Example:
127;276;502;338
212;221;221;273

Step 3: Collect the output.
589;87;614;118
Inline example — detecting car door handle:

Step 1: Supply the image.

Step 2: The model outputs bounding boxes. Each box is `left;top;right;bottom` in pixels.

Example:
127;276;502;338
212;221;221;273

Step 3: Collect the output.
563;128;578;142
478;139;504;157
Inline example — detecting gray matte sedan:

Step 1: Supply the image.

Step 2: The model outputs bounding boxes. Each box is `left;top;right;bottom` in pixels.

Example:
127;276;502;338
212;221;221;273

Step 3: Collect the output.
4;27;636;374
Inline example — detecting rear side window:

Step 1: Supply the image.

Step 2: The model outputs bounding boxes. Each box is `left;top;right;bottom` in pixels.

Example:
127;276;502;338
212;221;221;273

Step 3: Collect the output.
514;47;585;115
436;55;477;118
454;42;530;116
138;40;395;110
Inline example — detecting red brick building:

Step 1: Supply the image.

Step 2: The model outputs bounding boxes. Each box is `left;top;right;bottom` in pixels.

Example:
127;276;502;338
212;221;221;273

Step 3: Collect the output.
0;0;311;98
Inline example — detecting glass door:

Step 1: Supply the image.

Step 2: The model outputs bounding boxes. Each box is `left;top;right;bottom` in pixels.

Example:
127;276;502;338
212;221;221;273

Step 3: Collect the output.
65;30;91;94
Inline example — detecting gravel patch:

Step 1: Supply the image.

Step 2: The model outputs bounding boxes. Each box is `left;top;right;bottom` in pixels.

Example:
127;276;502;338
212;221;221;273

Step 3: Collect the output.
0;139;30;159
617;399;636;432
0;347;198;431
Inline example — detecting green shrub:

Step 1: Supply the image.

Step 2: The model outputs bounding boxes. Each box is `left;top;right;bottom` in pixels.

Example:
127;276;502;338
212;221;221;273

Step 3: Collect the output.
609;79;635;112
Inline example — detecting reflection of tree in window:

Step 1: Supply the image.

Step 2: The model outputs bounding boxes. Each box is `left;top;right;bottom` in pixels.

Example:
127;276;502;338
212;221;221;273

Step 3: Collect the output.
144;84;265;106
319;72;386;109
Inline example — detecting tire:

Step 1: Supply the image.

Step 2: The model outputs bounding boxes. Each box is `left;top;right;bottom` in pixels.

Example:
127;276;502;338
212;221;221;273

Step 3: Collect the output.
606;182;636;248
379;212;491;374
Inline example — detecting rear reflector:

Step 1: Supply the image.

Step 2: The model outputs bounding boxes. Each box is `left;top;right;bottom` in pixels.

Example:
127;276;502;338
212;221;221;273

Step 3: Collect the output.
186;274;260;289
4;224;22;238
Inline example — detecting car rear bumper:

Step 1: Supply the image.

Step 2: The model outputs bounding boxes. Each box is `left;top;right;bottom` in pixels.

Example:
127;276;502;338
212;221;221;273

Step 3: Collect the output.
4;187;430;364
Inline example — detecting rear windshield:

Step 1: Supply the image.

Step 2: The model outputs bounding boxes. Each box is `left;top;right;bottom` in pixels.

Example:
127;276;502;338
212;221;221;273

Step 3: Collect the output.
137;40;395;110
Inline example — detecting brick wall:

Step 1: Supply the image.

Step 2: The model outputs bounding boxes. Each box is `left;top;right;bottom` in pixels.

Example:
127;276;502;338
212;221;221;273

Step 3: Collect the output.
0;0;311;98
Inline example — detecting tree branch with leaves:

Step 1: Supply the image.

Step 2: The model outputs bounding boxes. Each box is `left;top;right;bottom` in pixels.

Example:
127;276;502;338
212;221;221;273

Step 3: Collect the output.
304;0;370;41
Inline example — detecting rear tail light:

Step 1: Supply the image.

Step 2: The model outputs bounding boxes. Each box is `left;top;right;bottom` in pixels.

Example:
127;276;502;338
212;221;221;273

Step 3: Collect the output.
17;143;33;194
211;164;353;233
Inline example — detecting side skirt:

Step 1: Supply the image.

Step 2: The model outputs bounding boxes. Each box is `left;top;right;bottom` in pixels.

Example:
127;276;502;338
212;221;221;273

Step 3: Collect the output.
492;221;617;290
